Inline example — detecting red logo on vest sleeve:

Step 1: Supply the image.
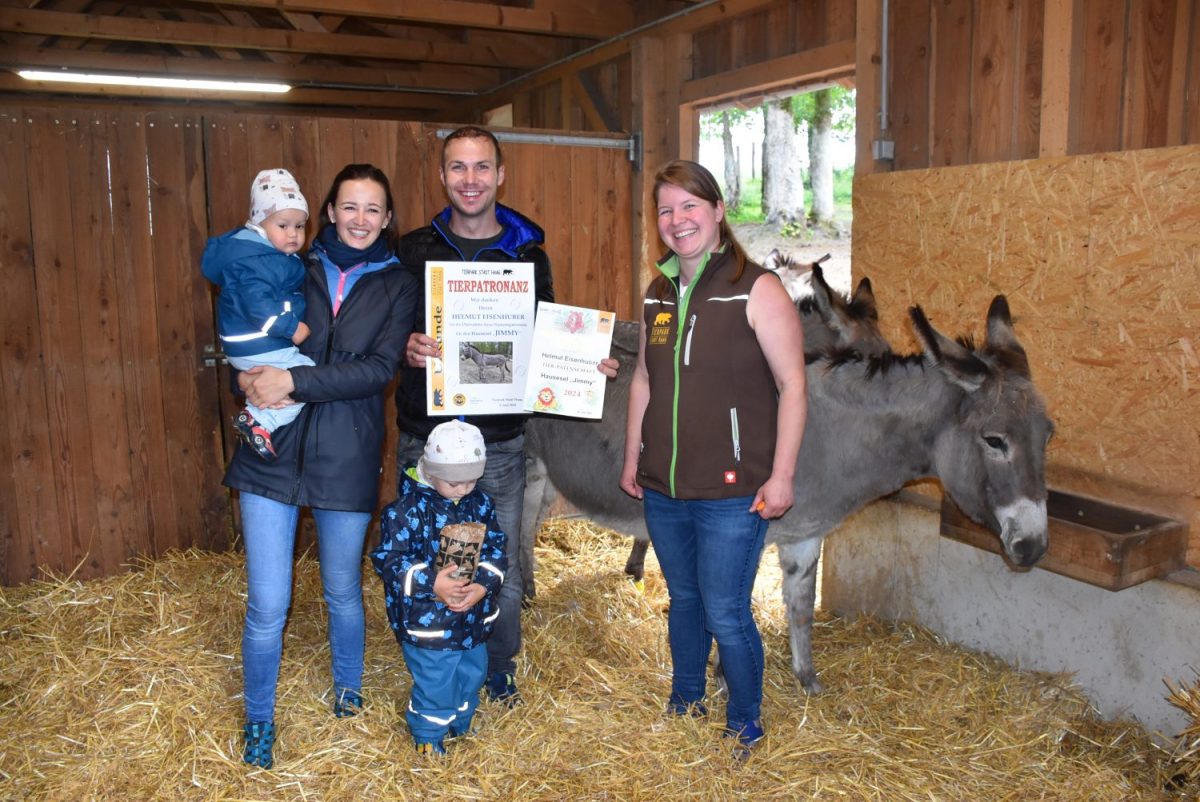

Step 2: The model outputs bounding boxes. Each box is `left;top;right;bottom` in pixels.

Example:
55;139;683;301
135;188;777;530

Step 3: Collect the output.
723;470;737;484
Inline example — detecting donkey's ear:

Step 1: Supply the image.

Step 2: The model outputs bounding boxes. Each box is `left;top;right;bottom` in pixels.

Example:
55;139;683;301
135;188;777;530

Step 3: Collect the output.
850;277;878;321
763;248;783;273
910;305;989;391
809;264;837;318
984;295;1031;376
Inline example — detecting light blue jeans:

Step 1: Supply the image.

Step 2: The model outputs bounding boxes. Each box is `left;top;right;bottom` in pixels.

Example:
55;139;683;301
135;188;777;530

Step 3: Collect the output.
239;491;370;722
228;347;314;432
643;489;768;730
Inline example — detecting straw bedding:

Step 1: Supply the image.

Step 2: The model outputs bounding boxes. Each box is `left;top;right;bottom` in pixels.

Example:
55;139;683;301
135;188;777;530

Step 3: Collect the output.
0;518;1191;801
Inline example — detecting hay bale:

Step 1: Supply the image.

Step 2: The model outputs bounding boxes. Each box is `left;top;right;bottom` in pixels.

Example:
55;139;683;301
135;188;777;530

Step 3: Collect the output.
0;521;1182;800
1165;673;1200;791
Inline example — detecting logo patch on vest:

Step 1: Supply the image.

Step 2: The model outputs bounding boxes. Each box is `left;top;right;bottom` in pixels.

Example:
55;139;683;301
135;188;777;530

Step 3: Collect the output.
649;311;672;346
724;470;737;484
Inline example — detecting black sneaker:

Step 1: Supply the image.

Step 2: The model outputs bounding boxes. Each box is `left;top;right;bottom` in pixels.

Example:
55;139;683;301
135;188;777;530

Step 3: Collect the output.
234;409;277;461
483;671;520;706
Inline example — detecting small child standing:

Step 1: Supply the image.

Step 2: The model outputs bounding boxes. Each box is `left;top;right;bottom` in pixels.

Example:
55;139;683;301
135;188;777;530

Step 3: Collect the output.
201;168;314;461
370;420;507;755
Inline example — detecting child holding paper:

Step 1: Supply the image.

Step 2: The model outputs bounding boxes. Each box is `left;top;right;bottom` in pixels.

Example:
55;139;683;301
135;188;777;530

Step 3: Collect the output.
370;420;507;755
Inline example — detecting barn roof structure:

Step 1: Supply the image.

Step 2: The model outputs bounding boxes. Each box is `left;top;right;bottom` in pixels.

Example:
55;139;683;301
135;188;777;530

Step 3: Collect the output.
0;0;709;117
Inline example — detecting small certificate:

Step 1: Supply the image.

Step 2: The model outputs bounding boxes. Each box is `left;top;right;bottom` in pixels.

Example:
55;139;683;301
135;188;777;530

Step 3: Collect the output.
523;302;615;419
426;262;536;416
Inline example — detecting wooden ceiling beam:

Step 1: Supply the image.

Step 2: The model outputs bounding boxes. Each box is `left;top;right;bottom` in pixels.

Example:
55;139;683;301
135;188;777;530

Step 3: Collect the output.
213;8;294;63
468;40;634;114
278;11;332;33
648;0;780;34
679;39;856;105
174;0;634;39
0;8;546;69
357;17;578;64
0;45;501;93
465;0;781;113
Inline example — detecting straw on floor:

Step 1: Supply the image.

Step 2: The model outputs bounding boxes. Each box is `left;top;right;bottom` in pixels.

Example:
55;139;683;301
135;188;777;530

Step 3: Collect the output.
0;518;1190;801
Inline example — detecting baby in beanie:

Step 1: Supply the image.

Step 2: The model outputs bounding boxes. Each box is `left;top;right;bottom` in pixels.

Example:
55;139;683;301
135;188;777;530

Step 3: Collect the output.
201;168;315;461
370;420;508;755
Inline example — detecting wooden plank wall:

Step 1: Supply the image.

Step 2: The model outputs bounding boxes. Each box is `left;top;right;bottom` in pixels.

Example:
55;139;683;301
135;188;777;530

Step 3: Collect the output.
0;107;633;586
0;107;227;584
854;144;1200;568
860;0;1200;175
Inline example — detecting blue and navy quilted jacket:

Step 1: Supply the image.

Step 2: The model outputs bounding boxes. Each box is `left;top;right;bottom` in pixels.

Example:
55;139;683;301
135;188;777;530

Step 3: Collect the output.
201;225;307;358
370;469;506;651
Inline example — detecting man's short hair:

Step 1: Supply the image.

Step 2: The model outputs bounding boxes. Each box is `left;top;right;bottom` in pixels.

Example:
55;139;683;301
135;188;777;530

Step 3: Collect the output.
441;126;504;167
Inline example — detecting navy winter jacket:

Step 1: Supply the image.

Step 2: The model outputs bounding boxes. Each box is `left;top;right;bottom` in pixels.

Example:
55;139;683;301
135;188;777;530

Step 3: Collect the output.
222;234;420;512
371;470;507;651
393;204;555;443
201;226;307;358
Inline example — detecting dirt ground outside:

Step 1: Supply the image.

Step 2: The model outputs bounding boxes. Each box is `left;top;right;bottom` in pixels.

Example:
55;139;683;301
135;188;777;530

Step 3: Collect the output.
732;221;853;296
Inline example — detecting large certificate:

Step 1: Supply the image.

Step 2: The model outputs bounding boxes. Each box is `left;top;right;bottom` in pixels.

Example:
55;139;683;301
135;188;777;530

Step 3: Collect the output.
426;261;536;416
523;302;615;419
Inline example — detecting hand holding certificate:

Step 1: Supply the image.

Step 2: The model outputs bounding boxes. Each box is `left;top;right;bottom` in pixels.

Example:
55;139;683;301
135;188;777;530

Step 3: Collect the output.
522;302;615;419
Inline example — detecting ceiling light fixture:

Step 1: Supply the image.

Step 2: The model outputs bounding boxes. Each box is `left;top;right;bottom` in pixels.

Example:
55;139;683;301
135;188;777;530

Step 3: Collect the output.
18;70;290;94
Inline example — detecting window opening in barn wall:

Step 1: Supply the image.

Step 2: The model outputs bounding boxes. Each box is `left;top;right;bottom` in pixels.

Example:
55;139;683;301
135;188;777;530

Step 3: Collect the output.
697;87;855;297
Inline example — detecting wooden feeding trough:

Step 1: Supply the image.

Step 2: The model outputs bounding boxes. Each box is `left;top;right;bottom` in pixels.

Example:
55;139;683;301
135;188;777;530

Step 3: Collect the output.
940;489;1187;591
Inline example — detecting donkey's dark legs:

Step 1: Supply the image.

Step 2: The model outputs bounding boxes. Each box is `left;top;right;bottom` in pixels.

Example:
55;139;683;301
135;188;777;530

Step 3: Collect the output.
519;454;556;601
777;537;825;694
624;538;650;585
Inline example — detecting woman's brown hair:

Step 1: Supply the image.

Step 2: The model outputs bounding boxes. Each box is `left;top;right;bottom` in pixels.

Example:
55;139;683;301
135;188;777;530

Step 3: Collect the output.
317;163;400;253
652;159;749;283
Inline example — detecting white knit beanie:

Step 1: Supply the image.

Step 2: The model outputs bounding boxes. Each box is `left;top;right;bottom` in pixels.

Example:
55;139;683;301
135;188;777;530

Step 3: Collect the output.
421;420;487;483
247;168;308;226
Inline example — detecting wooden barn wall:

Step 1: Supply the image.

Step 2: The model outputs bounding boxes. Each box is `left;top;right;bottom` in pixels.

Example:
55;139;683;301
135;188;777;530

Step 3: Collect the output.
690;0;856;81
0;105;633;586
862;0;1200;174
0;107;228;586
853;144;1200;569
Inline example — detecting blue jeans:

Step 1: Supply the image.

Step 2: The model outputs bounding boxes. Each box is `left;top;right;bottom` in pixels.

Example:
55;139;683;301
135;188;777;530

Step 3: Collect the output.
643;489;768;729
240;492;371;722
397;432;525;676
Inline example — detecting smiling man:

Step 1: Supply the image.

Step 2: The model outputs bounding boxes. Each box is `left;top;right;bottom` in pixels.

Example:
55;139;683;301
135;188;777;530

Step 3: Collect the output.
392;126;555;707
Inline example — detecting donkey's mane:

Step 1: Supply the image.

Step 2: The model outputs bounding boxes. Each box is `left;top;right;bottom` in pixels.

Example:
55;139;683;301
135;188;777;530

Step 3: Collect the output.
807;348;925;378
795;294;878;322
796;296;819;315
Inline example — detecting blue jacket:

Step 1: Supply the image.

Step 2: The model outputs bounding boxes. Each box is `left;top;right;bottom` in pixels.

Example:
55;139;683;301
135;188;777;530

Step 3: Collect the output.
202;226;307;358
371;470;507;651
222;234;419;511
394;204;555;443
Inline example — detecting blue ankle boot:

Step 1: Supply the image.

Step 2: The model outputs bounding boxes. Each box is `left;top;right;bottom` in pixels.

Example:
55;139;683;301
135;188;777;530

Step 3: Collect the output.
242;720;276;769
724;719;765;760
333;689;363;718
